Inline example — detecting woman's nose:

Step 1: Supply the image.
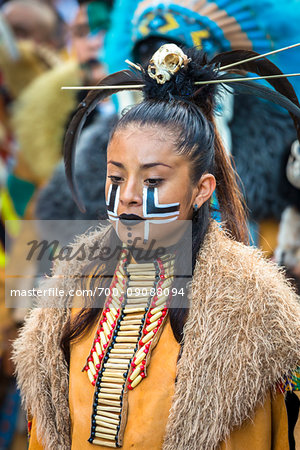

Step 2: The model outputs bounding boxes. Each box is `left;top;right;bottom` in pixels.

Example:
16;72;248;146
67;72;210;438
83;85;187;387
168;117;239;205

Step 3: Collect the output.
119;180;143;207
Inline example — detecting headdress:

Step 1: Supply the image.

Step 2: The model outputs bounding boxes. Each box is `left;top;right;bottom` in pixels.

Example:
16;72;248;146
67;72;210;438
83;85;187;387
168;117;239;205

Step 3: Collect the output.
105;0;300;97
132;0;271;54
63;43;300;213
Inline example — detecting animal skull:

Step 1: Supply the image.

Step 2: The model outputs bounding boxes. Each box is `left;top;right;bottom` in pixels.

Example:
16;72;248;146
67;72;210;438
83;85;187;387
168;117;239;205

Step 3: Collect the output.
287;140;300;189
148;44;190;84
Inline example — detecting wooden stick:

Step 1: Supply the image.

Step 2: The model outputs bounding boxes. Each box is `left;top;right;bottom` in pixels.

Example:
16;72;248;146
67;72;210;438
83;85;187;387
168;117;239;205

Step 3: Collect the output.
61;70;300;91
220;42;300;70
61;85;144;90
125;59;142;71
195;73;300;84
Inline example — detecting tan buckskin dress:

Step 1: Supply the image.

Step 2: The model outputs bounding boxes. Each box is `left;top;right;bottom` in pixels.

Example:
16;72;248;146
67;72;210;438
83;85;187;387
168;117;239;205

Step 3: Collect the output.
13;222;300;450
28;315;300;449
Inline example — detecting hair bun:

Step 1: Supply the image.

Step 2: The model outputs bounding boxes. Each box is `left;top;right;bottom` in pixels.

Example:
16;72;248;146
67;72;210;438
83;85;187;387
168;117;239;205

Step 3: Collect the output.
143;45;219;105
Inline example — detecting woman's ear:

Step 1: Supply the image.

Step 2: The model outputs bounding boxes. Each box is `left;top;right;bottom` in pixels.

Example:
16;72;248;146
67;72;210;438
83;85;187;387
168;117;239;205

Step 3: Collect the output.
193;173;216;208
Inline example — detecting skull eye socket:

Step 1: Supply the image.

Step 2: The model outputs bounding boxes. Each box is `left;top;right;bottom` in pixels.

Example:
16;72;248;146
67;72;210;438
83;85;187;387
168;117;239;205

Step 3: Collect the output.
150;67;156;74
165;54;180;67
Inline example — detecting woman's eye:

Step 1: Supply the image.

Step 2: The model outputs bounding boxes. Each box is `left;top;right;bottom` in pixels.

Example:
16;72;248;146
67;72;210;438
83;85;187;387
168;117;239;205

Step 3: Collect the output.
145;178;164;187
108;175;122;184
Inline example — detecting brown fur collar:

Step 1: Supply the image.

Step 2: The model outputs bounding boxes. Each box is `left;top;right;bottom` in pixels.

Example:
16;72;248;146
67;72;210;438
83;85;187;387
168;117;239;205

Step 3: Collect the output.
13;221;300;449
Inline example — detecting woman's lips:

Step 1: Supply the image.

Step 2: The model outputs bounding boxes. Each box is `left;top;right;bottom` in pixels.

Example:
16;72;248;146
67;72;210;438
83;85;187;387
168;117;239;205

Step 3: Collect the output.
118;213;145;224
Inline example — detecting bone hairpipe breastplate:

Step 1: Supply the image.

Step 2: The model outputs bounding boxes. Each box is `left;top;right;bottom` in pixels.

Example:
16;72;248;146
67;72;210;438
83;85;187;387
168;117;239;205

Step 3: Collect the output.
84;248;175;447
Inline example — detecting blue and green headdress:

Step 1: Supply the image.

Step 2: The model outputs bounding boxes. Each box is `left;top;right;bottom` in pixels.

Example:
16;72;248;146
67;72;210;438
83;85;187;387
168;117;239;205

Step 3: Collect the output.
105;0;300;95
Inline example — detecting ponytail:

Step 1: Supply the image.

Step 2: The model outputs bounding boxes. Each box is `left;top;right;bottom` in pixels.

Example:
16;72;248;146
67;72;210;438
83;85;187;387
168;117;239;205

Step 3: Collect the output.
213;126;249;244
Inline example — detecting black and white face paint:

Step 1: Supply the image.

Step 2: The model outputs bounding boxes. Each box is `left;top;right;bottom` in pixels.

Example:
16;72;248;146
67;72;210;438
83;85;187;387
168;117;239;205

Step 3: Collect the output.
142;186;180;241
106;184;180;244
106;184;120;236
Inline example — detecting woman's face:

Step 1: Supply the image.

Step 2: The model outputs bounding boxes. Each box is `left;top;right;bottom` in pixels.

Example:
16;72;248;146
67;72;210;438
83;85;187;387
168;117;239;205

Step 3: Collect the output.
105;124;215;248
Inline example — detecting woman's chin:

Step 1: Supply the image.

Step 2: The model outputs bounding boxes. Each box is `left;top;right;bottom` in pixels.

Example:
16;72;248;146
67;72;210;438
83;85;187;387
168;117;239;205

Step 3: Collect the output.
112;219;189;251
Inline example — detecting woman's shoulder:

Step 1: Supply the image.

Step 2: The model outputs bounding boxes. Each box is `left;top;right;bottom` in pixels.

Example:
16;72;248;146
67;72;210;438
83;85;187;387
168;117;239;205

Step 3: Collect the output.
193;220;300;365
12;225;113;380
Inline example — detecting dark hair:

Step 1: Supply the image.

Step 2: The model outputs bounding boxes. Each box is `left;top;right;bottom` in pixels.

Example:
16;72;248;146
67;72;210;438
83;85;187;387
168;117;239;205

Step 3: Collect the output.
60;95;248;361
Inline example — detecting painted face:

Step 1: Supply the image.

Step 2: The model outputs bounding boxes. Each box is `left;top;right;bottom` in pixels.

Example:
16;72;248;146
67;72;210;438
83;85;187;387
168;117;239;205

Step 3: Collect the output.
105;125;197;248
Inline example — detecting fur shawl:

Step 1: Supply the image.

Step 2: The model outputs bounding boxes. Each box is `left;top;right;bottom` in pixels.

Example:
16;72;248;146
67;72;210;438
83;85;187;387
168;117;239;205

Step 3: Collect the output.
13;221;300;450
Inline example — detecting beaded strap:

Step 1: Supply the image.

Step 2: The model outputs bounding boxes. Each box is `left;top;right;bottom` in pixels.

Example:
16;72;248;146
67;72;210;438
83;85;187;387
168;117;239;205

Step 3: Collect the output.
85;252;175;447
83;249;129;385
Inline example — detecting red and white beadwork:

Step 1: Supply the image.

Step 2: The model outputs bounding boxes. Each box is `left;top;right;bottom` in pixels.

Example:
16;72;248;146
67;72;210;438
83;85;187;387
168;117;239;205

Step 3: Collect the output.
84;249;129;385
85;252;175;448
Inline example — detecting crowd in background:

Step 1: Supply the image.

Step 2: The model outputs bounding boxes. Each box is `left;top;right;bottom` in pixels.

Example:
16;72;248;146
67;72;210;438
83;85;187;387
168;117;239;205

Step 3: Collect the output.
0;0;300;448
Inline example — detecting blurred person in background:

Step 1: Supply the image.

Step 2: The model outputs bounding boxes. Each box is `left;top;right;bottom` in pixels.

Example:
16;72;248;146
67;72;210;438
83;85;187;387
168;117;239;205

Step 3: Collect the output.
2;0;62;48
0;2;111;449
0;0;64;100
0;3;64;447
8;0;112;219
70;0;106;81
0;0;64;221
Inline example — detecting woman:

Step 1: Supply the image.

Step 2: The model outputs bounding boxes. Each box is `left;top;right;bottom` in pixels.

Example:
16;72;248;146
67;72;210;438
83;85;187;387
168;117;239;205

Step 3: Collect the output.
13;44;300;449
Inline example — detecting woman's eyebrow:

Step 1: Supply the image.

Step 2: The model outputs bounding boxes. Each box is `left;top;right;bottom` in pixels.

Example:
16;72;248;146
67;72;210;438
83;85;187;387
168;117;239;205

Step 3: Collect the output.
142;162;172;169
107;161;172;169
107;160;124;168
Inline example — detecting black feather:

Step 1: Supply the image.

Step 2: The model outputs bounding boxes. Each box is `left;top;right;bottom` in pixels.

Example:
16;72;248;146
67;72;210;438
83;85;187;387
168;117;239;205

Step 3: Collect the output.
211;50;300;141
63;70;143;213
218;75;300;118
212;50;299;105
